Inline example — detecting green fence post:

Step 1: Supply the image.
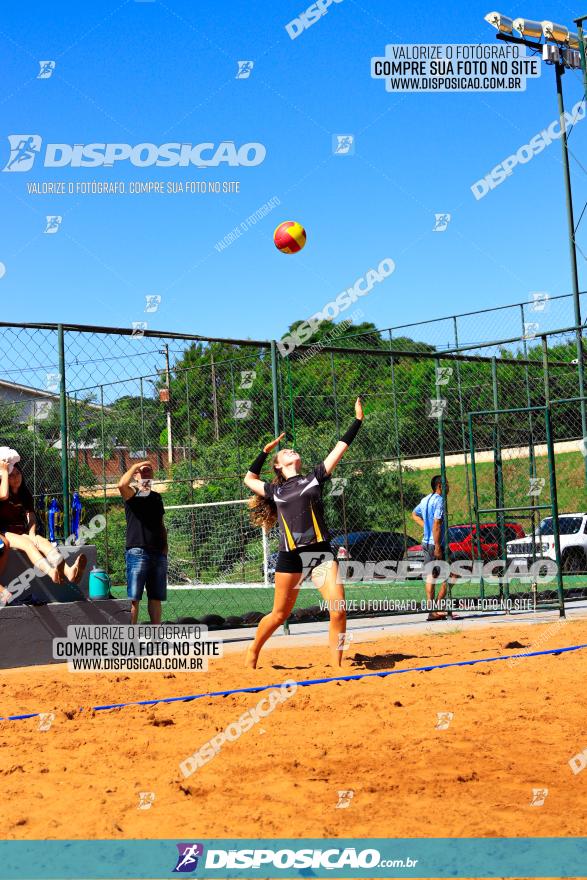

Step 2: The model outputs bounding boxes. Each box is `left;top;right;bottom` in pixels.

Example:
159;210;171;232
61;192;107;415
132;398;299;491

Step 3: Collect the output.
57;324;70;539
270;341;281;443
185;370;194;501
491;357;508;605
185;368;197;585
540;334;560;611
99;384;109;574
285;355;297;449
468;412;485;601
541;335;550;406
388;332;409;554
72;393;79;494
270;341;290;634
553;56;587;484
435;358;452;617
32;402;37;502
210;352;220;442
330;351;349;541
545;406;565;617
520;305;538;567
228;362;246;586
452;318;474;537
139;377;146;454
276;349;288;440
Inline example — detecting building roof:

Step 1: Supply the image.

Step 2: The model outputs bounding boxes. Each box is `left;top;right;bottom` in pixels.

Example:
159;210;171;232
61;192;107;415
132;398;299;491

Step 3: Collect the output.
0;378;105;410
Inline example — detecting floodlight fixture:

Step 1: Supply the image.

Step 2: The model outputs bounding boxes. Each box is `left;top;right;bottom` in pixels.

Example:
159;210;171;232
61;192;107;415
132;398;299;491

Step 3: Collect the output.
484;11;514;33
542;20;570;42
512;18;543;38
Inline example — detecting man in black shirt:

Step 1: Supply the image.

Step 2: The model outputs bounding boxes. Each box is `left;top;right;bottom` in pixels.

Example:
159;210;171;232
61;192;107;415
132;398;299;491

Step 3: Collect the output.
118;461;167;624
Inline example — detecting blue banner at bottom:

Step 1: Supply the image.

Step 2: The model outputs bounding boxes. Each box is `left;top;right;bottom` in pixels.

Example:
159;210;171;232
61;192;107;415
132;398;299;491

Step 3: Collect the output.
0;838;586;879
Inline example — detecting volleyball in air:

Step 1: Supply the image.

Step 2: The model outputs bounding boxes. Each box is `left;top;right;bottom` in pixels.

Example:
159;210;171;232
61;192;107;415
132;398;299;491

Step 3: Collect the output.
273;220;307;254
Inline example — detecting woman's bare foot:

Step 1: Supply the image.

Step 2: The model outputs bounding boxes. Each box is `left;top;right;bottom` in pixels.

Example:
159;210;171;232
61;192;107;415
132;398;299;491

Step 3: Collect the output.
65;553;87;584
245;645;259;669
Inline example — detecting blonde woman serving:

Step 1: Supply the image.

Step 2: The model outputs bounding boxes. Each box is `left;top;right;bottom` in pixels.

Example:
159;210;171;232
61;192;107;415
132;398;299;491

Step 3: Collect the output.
244;398;364;668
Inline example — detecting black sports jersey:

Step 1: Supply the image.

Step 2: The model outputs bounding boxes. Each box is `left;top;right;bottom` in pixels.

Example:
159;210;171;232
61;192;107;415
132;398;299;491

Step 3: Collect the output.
264;462;331;551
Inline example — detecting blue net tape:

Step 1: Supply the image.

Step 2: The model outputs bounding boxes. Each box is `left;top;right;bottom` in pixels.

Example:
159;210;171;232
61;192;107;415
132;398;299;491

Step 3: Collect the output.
2;640;586;722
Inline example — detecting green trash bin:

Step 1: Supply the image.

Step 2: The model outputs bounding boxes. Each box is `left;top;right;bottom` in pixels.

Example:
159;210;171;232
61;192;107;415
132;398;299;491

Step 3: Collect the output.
88;568;111;600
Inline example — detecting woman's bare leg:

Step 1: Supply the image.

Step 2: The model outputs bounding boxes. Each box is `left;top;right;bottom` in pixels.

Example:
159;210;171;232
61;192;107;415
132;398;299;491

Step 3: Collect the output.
28;534;67;578
245;572;301;669
313;559;346;667
5;532;63;583
0;548;12;604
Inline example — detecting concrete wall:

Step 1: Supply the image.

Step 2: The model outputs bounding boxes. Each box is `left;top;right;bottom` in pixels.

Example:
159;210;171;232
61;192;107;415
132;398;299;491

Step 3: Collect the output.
0;599;131;669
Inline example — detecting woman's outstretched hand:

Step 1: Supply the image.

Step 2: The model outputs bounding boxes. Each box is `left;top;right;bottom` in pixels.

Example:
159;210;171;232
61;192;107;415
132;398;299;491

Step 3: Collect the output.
263;432;285;454
355;397;364;420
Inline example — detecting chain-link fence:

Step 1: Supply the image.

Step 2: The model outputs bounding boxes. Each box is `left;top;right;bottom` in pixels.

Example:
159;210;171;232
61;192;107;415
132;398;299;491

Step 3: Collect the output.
1;304;586;623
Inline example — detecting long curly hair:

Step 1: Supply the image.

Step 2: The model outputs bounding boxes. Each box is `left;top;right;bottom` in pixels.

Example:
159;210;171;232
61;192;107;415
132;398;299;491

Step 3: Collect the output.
248;454;286;531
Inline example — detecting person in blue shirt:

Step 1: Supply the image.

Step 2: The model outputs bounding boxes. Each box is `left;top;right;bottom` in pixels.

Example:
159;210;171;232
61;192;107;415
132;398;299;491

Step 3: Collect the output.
412;475;455;620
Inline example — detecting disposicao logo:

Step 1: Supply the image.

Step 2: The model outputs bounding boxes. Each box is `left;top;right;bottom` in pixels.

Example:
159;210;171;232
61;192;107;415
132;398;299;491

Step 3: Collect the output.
173;843;204;873
3;135;42;172
2;136;266;171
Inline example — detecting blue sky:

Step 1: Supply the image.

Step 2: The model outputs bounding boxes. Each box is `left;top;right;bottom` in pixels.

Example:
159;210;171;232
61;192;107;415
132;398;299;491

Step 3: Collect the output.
2;0;587;347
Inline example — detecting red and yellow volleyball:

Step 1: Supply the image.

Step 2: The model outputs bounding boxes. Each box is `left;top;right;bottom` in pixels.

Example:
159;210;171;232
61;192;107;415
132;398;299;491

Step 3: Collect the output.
273;220;307;254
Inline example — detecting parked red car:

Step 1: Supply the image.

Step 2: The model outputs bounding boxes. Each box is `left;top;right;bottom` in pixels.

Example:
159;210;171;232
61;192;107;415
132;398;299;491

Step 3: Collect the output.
405;522;525;577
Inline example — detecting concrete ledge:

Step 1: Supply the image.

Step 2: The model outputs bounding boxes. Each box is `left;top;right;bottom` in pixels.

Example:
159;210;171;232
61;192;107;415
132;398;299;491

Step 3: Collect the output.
0;598;131;669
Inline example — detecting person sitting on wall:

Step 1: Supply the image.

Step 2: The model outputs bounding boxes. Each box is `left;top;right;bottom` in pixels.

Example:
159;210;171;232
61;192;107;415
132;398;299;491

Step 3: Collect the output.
0;460;86;586
0;531;12;606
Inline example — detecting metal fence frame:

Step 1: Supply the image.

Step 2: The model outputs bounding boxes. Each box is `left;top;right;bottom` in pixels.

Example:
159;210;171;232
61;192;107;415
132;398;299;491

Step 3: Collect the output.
1;297;586;620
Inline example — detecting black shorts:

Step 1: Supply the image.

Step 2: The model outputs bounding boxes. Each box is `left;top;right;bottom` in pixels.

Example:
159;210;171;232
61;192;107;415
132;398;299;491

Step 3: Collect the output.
275;541;334;576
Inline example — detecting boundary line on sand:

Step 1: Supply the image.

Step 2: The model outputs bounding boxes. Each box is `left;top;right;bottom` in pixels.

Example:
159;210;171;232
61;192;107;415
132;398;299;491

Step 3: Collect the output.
2;641;586;722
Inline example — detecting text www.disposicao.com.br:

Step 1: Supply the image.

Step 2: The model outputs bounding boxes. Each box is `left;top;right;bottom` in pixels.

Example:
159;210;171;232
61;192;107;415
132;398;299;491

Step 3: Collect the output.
70;657;204;671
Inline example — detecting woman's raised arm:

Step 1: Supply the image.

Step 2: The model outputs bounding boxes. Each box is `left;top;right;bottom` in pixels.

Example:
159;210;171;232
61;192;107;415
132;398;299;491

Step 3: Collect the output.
244;432;285;497
323;398;363;475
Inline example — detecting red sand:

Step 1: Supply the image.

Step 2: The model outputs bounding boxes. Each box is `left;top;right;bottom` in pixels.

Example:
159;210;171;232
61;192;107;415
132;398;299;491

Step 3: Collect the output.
0;617;585;877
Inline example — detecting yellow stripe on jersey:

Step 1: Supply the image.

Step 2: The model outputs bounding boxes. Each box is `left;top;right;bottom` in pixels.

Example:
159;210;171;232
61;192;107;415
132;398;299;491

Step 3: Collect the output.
310;503;323;542
280;512;296;550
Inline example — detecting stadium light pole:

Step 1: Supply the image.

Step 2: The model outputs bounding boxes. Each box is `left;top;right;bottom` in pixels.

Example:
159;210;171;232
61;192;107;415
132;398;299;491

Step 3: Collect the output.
575;17;587;349
485;14;587;480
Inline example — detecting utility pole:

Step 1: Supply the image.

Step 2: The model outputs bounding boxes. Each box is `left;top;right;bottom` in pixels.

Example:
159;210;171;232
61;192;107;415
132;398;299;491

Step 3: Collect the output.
57;324;70;539
161;344;173;470
553;58;587;478
575;14;587;475
486;16;587;481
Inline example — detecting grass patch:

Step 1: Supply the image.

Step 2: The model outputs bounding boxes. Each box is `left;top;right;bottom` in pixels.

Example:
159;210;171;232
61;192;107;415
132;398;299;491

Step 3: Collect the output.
110;573;583;623
410;450;587;525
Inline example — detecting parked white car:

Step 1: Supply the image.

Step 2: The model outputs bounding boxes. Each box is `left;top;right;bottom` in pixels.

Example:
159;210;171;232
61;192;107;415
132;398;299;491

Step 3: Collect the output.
506;513;587;573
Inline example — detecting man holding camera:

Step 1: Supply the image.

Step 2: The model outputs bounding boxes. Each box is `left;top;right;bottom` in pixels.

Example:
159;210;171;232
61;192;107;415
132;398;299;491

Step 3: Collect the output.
118;461;167;624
